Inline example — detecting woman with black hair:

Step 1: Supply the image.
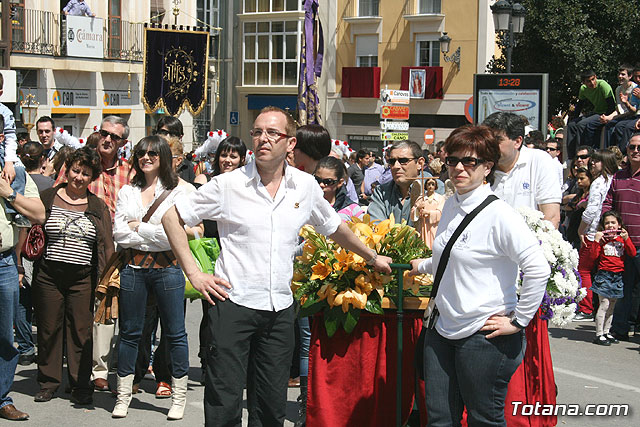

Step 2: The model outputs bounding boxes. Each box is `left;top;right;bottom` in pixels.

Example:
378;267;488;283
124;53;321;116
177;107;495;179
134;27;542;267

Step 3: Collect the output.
112;135;193;420
313;156;364;220
32;147;114;405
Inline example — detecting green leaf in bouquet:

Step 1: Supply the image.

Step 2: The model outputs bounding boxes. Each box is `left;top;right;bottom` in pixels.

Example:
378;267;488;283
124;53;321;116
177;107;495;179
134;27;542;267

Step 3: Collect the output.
365;293;384;315
324;307;340;337
299;300;327;318
343;308;361;333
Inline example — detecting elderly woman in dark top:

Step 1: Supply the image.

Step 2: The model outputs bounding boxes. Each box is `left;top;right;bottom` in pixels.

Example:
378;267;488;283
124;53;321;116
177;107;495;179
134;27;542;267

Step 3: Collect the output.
32;147;114;405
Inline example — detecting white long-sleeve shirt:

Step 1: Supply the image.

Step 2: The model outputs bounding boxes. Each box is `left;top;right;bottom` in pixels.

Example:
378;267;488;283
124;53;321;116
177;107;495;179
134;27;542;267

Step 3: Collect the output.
418;184;550;339
581;174;612;241
175;161;342;312
113;179;195;252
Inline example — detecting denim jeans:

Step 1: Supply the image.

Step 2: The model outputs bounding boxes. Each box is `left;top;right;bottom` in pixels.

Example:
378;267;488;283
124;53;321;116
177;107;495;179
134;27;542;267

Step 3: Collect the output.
117;264;188;379
0;251;19;409
298;316;311;377
14;283;35;356
423;327;525;427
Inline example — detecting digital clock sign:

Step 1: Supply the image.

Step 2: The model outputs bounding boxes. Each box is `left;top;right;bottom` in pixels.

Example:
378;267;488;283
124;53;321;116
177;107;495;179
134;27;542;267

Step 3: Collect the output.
473;73;548;133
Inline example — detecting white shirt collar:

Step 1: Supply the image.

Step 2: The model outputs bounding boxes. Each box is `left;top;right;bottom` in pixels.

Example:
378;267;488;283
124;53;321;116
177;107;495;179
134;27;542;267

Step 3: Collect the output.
245;160;297;189
453;183;492;214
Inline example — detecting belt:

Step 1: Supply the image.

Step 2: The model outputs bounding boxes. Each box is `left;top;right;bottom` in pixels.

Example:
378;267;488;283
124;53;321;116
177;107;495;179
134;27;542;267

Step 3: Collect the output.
0;249;14;258
125;249;178;269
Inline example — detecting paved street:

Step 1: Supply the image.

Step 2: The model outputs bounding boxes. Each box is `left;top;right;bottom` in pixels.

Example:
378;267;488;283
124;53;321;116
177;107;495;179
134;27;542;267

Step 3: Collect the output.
10;306;640;426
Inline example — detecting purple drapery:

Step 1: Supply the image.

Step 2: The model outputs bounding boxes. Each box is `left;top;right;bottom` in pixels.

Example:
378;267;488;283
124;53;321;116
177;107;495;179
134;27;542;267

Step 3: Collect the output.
297;0;324;125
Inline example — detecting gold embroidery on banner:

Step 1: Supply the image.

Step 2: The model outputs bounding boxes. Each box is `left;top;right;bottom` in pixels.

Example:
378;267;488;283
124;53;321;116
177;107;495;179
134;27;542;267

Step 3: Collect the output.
163;46;199;100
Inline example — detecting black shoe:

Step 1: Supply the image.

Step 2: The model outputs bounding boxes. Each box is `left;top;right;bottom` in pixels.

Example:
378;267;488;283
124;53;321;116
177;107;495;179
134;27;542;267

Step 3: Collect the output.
593;335;611;346
611;331;629;342
18;353;36;366
605;333;620;344
70;391;93;405
34;389;55;402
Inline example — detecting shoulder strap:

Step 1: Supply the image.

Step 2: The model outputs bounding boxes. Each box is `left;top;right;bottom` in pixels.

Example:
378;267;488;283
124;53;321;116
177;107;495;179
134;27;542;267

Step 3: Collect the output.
430;195;498;300
141;189;171;223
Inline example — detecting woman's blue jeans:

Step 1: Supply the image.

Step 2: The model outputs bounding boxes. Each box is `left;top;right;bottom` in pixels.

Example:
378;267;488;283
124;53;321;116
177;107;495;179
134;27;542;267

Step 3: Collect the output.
117;264;188;379
424;327;525;427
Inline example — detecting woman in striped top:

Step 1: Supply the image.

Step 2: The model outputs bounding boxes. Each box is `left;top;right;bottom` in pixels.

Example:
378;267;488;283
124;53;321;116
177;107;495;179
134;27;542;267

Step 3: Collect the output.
32;147;114;405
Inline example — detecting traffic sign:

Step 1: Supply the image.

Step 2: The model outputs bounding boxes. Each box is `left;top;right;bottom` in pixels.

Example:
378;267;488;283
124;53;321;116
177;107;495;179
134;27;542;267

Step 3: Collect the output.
380;89;410;105
424;129;435;144
464;96;473;123
380;132;409;141
230;111;239;125
381;106;410;120
380;121;409;131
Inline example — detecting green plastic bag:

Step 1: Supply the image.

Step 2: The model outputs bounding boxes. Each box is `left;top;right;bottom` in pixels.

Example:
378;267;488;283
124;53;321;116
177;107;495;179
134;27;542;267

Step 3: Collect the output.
184;238;221;300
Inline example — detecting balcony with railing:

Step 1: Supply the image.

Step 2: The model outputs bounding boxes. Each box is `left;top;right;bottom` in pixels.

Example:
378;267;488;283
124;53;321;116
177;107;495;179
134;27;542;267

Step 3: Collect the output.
10;7;143;61
403;0;445;22
344;0;381;21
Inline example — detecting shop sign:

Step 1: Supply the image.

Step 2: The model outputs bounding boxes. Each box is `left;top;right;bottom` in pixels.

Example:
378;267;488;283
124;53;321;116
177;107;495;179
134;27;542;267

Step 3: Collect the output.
103;91;131;106
53;89;91;107
381;106;410;120
380;132;409;141
66;15;104;59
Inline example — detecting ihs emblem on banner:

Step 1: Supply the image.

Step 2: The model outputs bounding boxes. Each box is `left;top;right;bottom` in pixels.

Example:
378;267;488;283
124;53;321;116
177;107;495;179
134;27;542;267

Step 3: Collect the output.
163;46;199;100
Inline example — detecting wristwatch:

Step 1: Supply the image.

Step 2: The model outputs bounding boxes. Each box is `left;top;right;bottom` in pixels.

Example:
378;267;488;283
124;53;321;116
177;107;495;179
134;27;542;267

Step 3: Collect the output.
510;317;525;330
5;189;17;203
366;250;378;266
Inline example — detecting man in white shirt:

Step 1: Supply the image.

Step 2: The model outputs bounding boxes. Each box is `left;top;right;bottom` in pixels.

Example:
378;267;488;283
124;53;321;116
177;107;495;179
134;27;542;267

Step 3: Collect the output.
162;106;392;426
483;112;561;227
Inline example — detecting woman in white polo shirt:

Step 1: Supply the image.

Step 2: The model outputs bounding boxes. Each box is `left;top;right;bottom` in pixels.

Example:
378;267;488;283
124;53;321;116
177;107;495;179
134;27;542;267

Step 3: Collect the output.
409;125;550;426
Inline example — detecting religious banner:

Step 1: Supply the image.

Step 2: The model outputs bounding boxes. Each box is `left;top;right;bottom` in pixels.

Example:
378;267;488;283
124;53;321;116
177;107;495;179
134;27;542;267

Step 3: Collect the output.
143;26;209;116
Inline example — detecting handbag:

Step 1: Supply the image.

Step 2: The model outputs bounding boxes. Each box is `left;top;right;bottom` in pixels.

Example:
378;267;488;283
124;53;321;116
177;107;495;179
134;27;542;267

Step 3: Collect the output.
94;189;171;323
424;195;498;330
21;224;46;261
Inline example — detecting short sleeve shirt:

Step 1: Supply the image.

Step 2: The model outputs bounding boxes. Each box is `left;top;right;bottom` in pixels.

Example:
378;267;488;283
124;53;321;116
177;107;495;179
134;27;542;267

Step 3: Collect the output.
491;146;561;211
579;79;614;114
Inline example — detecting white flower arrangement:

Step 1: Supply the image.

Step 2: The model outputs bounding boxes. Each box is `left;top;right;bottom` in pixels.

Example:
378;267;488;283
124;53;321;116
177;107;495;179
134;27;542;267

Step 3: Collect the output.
517;207;586;327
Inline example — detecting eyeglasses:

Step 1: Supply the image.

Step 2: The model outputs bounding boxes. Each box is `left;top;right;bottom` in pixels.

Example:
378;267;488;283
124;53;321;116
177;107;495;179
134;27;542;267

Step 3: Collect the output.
155;129;180;138
445;156;487;167
388;157;416;166
136;149;159;159
628;144;640;152
314;176;339;186
99;129;124;142
250;129;291;141
576;154;590;160
544;147;559;152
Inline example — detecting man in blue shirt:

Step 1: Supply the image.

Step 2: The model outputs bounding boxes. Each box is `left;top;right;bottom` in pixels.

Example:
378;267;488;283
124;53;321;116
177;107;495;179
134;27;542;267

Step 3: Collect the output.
63;0;95;17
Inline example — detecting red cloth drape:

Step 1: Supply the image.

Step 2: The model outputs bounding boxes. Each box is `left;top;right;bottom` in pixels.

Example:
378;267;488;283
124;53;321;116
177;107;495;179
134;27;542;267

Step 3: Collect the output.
307;311;423;427
341;67;381;98
400;67;443;99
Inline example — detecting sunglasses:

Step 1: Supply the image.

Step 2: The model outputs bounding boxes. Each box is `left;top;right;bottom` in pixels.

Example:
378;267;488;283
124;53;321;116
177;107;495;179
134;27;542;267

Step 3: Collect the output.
544;147;559;152
628;144;640;152
445;156;486;167
388;157;416;166
314;176;339;186
136;149;159;159
99;129;124;142
155;129;180;138
576;154;590;160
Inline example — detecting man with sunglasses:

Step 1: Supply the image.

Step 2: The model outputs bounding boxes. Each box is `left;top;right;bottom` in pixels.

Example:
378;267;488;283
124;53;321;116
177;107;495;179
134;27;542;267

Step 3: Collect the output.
368;140;428;225
602;132;640;342
162;106;392;426
544;139;564;188
54;115;131;392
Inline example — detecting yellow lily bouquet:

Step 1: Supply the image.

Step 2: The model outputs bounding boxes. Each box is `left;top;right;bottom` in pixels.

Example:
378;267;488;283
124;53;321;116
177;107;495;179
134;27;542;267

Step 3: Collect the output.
292;214;432;337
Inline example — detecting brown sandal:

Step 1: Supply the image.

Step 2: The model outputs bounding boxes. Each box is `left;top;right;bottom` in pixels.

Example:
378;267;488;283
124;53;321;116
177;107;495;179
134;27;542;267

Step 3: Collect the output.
155;381;172;398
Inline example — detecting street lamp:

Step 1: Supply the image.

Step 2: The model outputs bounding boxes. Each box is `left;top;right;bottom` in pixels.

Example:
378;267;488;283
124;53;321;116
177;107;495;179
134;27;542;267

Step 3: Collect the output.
490;0;526;73
438;32;461;70
20;93;39;135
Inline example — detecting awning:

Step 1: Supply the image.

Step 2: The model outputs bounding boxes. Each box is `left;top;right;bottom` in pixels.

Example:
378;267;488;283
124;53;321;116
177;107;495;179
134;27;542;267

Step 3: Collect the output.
247;95;298;111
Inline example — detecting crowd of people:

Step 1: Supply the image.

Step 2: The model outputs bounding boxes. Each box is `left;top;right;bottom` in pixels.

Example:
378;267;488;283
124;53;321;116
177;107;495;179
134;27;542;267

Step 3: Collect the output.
0;65;639;426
